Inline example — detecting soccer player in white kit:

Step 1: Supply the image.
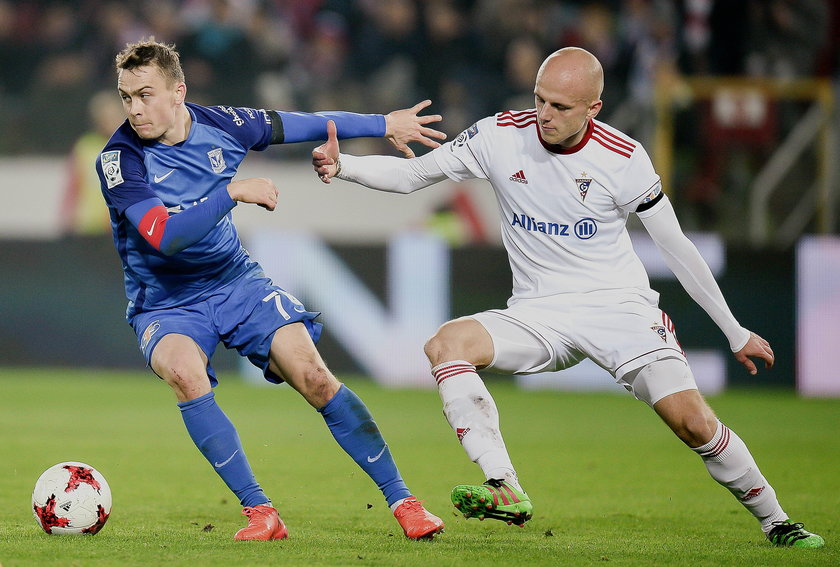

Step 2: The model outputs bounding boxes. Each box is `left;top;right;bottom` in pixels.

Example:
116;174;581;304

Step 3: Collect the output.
312;47;823;548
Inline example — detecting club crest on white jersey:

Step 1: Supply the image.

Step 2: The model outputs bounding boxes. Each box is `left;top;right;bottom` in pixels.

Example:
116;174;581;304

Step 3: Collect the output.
576;172;592;200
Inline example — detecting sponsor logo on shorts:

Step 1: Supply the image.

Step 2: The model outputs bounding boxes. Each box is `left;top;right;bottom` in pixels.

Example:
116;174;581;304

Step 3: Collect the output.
140;320;160;352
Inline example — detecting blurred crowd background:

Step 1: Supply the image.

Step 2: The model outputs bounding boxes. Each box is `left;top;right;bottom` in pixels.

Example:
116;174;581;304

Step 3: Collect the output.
2;0;838;384
1;0;839;237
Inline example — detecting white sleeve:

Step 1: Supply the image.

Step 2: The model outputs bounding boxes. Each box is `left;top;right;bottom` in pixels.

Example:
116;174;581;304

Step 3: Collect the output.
335;151;448;194
639;195;750;352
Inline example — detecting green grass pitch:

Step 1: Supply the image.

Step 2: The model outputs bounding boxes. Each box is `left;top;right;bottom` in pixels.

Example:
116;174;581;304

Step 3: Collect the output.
0;368;837;566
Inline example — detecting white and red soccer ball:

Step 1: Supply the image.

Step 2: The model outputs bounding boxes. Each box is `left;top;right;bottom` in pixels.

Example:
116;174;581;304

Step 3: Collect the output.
32;462;112;535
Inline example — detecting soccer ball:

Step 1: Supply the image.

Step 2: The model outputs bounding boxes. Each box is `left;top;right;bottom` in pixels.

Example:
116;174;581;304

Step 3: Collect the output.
32;461;112;535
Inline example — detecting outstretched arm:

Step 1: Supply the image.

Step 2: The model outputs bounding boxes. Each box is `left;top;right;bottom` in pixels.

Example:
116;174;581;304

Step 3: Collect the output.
277;100;445;158
312;120;448;193
639;196;773;374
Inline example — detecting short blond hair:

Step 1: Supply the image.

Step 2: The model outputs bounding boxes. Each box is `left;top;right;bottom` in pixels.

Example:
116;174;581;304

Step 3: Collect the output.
115;37;185;85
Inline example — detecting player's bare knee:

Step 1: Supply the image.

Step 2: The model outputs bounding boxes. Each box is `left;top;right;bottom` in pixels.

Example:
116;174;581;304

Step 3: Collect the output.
675;412;717;447
161;364;209;401
298;364;340;408
664;399;717;446
423;333;446;365
424;319;476;366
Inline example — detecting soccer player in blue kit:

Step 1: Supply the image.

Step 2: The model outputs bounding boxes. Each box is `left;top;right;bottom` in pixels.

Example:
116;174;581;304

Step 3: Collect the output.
95;38;446;541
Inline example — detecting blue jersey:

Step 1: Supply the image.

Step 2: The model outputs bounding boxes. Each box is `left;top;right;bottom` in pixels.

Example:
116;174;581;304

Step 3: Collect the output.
96;102;385;317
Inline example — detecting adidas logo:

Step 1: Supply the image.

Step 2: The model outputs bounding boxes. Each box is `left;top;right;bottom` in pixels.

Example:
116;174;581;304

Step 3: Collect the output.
741;486;766;501
456;427;470;442
509;170;528;184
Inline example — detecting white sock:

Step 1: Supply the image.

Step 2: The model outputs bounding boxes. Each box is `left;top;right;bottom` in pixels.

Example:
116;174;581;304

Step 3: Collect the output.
432;360;521;491
390;497;407;512
693;420;787;533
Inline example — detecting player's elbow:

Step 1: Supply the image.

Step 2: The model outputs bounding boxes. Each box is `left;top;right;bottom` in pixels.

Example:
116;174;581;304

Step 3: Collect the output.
157;236;182;256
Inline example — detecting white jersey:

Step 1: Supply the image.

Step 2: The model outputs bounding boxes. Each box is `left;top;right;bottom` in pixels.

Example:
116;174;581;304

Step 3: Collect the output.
432;110;664;304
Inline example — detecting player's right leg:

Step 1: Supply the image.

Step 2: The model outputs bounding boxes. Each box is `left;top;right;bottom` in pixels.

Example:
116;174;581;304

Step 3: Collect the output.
425;316;543;525
145;330;285;540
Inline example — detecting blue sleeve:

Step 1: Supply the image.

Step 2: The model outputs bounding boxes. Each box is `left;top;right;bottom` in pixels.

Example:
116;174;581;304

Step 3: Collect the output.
191;103;386;147
125;187;237;256
275;111;386;144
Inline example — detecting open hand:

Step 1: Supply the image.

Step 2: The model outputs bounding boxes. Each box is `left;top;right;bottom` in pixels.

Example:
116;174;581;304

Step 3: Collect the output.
384;100;446;158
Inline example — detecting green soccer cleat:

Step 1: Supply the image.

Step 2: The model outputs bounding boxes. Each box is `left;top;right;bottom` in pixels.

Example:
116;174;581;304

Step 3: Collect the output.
766;520;824;548
451;479;533;526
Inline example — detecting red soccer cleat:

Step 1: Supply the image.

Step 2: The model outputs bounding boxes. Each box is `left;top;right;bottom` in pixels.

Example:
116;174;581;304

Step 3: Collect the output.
393;496;445;539
234;504;288;541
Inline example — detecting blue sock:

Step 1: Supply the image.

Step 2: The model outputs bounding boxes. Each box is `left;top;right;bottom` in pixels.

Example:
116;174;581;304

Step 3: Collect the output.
178;391;268;508
318;385;411;506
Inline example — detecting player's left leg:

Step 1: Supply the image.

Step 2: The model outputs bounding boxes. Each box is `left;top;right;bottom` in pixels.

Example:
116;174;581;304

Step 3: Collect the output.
267;323;443;539
638;359;824;548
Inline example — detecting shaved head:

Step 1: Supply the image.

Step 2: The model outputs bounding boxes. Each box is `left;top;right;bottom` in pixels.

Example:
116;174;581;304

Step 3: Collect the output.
533;47;604;147
537;47;604;105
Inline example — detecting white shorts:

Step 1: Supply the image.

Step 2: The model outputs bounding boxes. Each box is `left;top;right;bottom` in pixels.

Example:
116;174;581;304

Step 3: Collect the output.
469;293;693;401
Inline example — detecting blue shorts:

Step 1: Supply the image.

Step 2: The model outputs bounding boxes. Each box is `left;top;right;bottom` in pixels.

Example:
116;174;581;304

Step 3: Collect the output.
128;272;322;386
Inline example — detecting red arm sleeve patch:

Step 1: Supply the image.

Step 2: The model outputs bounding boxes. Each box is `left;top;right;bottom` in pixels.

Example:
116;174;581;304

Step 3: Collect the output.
137;205;170;250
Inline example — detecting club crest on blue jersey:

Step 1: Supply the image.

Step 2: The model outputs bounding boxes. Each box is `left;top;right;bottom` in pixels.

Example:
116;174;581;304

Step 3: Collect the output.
576;172;592;201
100;150;123;189
140;320;160;352
207;148;226;173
